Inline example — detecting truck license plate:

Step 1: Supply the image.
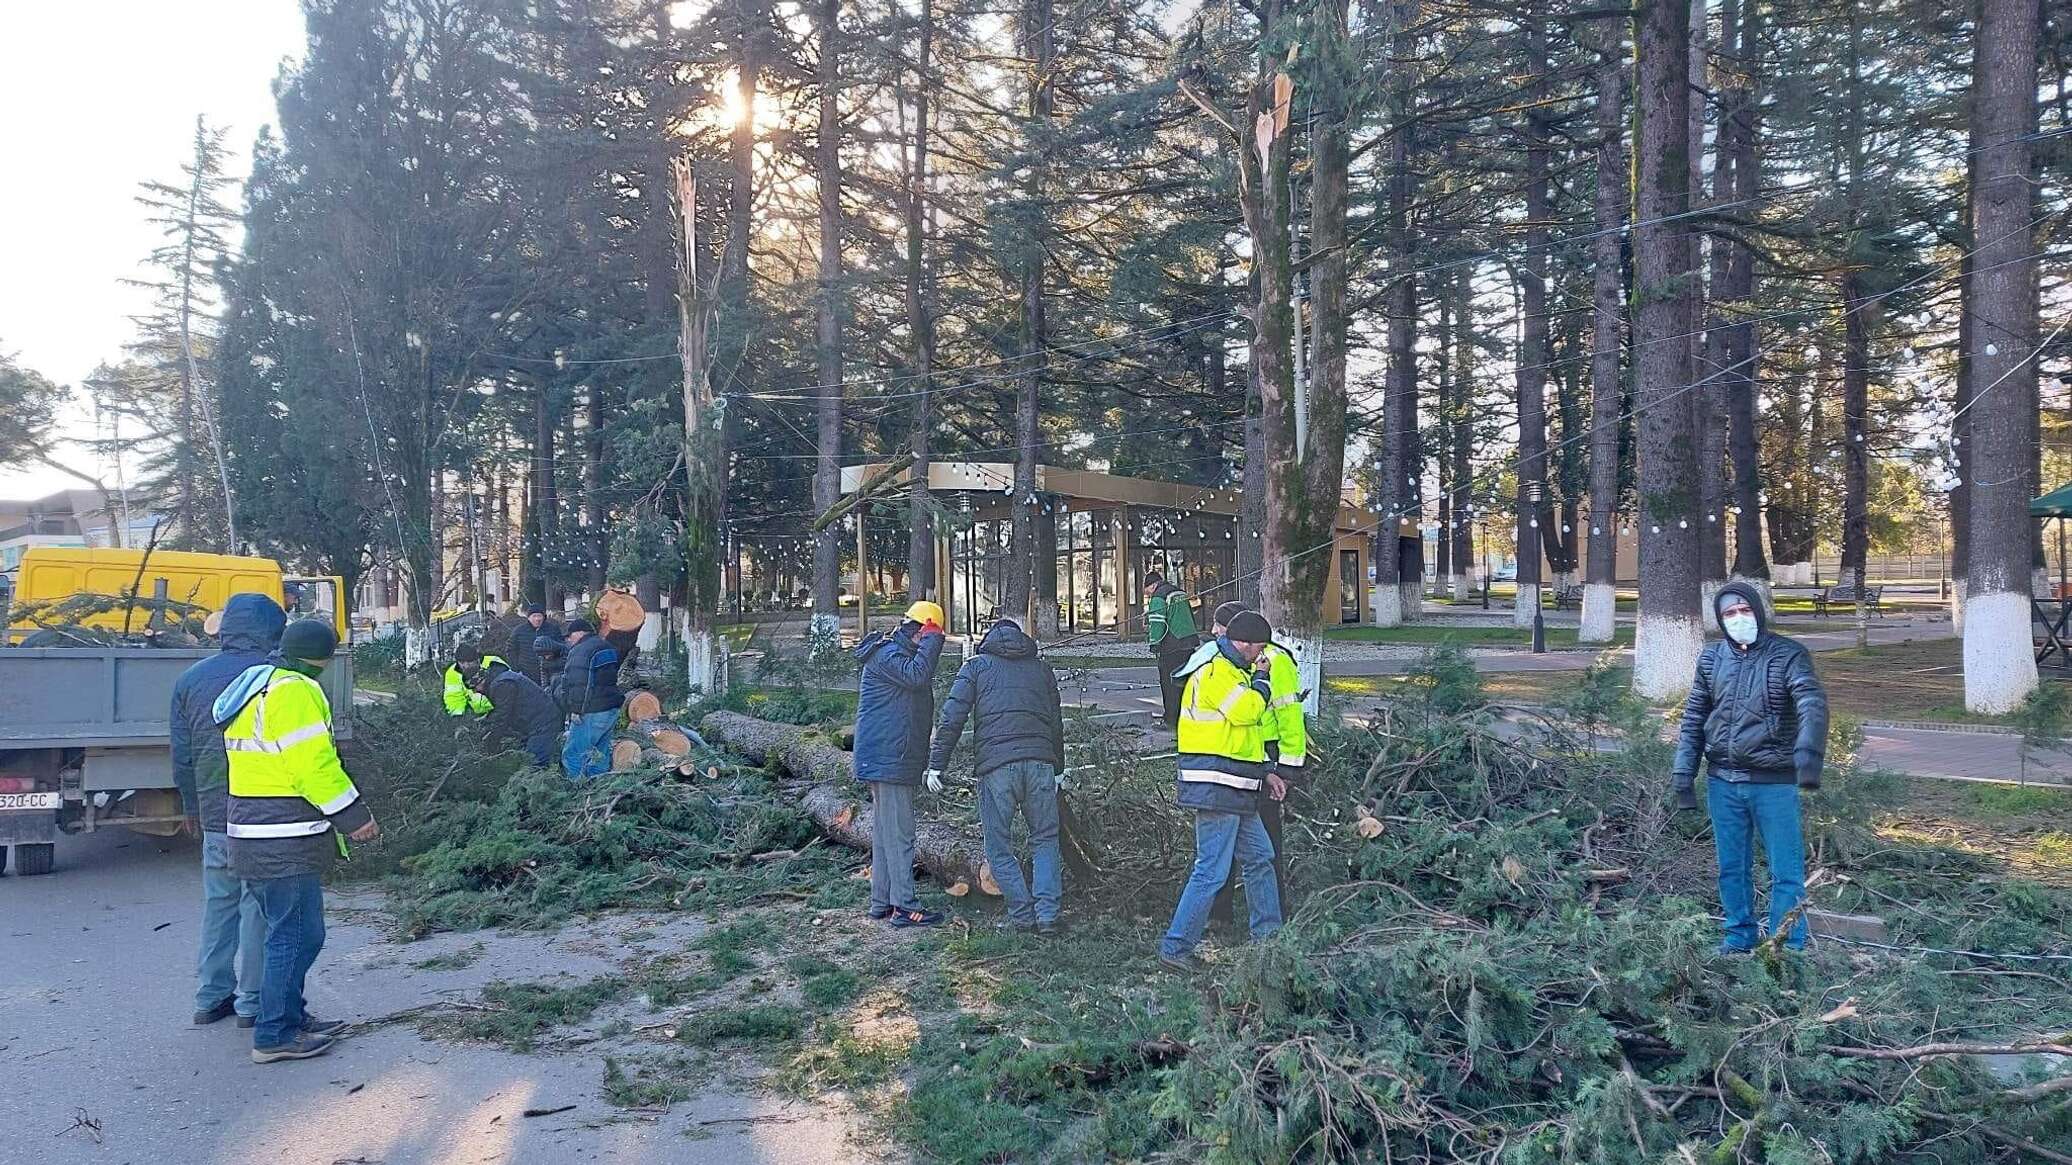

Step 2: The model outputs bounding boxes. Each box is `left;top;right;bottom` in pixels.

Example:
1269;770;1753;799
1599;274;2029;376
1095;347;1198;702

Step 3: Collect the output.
0;792;60;811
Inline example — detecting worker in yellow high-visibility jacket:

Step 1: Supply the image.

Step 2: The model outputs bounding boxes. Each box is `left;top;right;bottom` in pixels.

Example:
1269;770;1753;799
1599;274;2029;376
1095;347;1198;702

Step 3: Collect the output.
1157;610;1283;971
443;642;500;716
214;619;379;1065
1200;602;1303;925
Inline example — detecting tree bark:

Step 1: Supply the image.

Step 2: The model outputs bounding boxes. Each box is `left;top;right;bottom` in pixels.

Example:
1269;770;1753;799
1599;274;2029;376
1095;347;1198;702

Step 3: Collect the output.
1721;0;1766;584
810;0;845;648
1374;5;1418;627
1632;0;1705;699
1512;3;1551;628
903;0;937;601
1449;263;1476;599
1962;0;2041;713
1581;18;1626;643
1006;0;1052;628
702;711;997;893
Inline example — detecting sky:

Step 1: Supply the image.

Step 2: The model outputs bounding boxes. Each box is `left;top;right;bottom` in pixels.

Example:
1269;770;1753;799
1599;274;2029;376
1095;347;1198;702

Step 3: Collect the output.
0;0;306;499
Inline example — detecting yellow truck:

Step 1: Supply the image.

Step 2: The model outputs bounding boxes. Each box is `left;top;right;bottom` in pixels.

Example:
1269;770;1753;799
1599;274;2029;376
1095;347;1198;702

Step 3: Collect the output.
3;546;346;644
0;547;351;876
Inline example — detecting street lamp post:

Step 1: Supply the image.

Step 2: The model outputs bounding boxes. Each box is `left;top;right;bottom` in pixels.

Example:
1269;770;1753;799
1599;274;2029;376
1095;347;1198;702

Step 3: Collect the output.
1525;481;1547;654
1479;520;1490;611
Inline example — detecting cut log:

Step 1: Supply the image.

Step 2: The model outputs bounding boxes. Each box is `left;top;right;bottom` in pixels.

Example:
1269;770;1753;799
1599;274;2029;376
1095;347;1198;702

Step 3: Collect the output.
628;717;693;757
624;690;664;724
703;710;999;896
611;740;644;772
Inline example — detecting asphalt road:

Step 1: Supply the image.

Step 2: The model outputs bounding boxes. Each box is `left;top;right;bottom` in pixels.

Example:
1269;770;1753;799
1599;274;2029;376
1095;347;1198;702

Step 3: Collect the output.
0;828;880;1165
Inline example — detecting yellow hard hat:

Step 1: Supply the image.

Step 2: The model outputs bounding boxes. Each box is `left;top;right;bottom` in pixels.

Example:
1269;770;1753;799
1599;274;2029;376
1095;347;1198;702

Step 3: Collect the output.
905;600;945;626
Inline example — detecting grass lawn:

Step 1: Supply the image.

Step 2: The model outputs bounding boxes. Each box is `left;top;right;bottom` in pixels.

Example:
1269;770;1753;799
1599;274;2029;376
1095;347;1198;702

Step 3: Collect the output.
1048;654;1156;670
1810;637;2014;725
1327;623;1635;649
355;671;400;695
1879;777;2072;887
1326;667;1627;706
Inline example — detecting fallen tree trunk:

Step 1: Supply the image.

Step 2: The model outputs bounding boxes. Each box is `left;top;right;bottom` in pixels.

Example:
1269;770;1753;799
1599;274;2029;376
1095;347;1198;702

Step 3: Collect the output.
703;710;999;896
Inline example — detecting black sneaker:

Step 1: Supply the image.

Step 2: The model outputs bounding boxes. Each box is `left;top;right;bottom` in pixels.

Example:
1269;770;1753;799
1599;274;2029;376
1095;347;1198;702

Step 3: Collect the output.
1037;920;1062;938
866;905;894;920
1155;951;1201;973
300;1016;348;1037
236;1015;256;1029
251;1034;336;1064
193;997;236;1026
888;907;944;928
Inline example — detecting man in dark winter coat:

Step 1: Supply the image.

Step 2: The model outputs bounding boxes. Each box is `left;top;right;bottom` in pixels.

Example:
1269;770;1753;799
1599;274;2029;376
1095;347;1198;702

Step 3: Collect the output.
462;655;563;767
556;619;623;779
924;617;1066;933
170;592;286;1028
853;600;948;927
508;605;565;685
1673;581;1830;952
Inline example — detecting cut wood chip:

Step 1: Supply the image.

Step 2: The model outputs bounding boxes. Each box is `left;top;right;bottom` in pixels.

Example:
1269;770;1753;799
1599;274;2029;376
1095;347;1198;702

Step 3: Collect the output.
1354;817;1385;840
1501;856;1527;886
977;861;1002;897
1818;998;1860;1024
945;881;972;897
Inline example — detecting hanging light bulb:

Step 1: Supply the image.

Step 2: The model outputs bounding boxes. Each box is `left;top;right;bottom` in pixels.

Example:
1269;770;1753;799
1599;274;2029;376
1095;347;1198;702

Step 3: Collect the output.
1985;343;1999;356
1707;514;1716;522
1678;518;1688;529
1591;526;1602;535
1650;525;1660;534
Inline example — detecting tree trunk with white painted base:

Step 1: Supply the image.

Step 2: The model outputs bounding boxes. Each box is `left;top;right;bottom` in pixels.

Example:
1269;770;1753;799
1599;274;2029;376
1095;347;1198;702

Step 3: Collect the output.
1579;16;1625;649
1514;583;1540;629
1451;573;1472;603
1960;0;2040;715
1631;0;1705;702
1372;582;1403;628
1579;583;1617;644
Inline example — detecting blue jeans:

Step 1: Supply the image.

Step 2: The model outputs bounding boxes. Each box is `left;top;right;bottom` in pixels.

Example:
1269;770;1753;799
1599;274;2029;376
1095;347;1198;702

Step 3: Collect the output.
195;832;265;1017
1161;810;1281;958
1708;777;1808;950
250;873;326;1048
978;761;1061;926
562;709;618;778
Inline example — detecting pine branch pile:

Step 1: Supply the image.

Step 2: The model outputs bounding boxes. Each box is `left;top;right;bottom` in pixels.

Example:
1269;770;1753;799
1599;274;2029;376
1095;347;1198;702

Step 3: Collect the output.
343;682;843;937
1141;655;2072;1163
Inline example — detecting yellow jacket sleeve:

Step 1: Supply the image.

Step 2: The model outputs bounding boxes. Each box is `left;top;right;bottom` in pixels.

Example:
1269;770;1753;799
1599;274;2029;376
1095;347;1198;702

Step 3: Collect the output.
269;680;371;831
1267;647;1307;768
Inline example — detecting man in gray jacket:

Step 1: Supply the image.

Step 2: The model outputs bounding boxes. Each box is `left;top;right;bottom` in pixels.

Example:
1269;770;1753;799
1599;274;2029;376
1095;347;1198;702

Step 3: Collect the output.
1673;581;1829;952
924;617;1067;934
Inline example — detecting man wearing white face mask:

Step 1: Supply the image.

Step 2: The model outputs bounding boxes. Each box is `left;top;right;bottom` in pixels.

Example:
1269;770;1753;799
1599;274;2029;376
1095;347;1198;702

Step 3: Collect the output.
1671;581;1829;953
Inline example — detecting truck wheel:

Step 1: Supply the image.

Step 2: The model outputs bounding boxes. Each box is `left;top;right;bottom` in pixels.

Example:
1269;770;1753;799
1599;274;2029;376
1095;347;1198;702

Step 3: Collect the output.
16;843;54;876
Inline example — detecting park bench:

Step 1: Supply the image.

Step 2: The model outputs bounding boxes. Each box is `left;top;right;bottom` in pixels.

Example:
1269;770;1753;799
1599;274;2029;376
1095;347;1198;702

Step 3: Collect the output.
1813;584;1883;617
1551;584;1585;610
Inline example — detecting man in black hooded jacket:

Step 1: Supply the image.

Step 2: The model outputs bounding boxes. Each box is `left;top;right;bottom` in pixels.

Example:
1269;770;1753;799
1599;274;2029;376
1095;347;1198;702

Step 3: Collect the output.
924;617;1067;933
1672;581;1829;952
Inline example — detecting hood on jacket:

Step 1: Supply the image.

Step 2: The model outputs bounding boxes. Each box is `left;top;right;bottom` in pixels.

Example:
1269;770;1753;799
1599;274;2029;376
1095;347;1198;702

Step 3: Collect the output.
211;662;279;727
1714;580;1770;642
978;620;1037;660
1174;638;1220;679
852;622;917;661
218;593;287;655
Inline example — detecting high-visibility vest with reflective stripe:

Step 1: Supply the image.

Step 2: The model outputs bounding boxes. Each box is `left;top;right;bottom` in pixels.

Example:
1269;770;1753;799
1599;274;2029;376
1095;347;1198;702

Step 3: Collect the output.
225;667;362;844
1260;643;1307;769
1174;652;1270;793
443;656;504;716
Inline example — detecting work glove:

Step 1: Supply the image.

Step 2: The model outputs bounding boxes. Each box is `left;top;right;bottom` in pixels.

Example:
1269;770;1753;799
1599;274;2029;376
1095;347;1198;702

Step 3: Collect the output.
924;769;944;794
1055;770;1073;793
1795;750;1823;791
1674;786;1699;812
